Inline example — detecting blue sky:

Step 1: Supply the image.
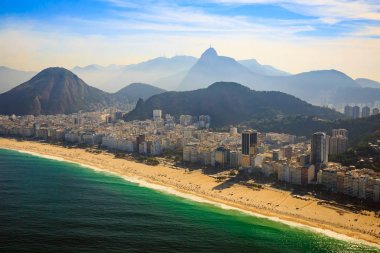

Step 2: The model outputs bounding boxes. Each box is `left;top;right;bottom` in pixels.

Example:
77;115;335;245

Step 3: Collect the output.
0;0;380;80
2;0;379;37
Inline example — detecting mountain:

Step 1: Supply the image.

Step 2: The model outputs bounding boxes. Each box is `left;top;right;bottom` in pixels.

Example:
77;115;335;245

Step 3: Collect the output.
0;67;113;115
125;56;196;73
0;66;36;93
176;48;360;105
258;70;360;105
72;64;102;72
238;59;290;76
71;56;197;92
70;55;290;92
155;70;188;91
148;56;290;90
114;83;166;103
328;87;380;105
178;48;255;91
124;82;342;127
356;78;380;89
3;49;375;106
70;64;125;92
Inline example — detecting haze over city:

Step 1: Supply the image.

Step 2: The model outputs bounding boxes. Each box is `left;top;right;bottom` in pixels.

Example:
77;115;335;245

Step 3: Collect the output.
1;0;380;81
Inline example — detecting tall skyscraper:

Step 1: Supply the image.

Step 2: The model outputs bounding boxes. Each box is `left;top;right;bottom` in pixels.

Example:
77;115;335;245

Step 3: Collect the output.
361;106;370;118
242;130;258;155
310;132;329;168
344;105;353;118
241;130;258;167
352;106;360;119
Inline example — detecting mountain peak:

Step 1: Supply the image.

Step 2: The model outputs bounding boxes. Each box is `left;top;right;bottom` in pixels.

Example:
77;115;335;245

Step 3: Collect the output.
0;67;111;115
201;47;218;58
36;67;72;76
30;67;78;84
207;81;249;91
114;82;166;102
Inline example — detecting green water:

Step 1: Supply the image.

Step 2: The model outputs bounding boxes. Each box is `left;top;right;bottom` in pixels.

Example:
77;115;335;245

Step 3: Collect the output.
0;148;378;252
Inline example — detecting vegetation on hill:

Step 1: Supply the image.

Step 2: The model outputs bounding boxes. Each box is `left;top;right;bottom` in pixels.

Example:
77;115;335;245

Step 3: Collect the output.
125;82;342;127
244;114;380;146
0;67;113;115
330;130;380;172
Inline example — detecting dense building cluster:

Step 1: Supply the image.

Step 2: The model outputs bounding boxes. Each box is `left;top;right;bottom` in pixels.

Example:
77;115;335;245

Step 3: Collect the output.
318;166;380;202
0;109;211;157
0;108;379;203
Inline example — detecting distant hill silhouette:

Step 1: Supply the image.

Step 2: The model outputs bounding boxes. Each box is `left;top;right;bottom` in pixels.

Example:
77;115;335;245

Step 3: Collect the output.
238;59;290;76
71;56;197;92
0;67;113;115
114;83;165;103
258;69;360;105
125;82;342;127
355;78;380;89
177;48;361;105
329;87;380;104
3;48;379;105
0;66;36;93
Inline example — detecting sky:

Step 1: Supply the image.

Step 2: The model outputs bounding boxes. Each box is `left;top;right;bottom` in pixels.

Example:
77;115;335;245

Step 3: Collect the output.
0;0;380;81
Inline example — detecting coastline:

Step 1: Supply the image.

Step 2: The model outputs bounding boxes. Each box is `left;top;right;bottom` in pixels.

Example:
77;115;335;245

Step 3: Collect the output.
0;138;379;248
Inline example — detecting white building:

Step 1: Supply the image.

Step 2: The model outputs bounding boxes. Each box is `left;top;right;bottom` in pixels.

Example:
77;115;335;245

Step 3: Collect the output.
153;109;162;121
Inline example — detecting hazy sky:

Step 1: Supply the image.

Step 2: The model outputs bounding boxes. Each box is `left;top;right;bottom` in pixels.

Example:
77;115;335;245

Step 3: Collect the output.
1;0;380;81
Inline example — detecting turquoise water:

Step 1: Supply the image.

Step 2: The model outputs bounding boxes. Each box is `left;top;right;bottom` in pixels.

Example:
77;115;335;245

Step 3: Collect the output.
0;148;378;253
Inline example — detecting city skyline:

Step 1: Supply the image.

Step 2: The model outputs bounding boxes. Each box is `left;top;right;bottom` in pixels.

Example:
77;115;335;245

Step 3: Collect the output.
1;0;380;81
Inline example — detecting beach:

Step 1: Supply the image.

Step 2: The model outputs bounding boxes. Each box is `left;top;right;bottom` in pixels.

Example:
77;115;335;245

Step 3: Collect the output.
0;138;379;247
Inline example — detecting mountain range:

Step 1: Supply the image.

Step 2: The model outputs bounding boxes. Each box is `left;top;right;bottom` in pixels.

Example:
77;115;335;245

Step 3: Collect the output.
0;68;165;115
177;48;370;105
2;67;379;147
1;48;380;106
124;82;341;127
0;50;290;93
71;56;197;92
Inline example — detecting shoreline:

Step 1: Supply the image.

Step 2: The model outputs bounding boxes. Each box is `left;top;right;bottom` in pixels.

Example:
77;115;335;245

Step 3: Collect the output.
0;138;379;248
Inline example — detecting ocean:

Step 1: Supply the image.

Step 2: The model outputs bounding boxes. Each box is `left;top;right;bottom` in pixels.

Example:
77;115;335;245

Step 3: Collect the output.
0;148;378;253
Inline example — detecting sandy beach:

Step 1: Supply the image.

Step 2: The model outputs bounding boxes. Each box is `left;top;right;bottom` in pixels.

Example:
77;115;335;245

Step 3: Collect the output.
0;138;379;247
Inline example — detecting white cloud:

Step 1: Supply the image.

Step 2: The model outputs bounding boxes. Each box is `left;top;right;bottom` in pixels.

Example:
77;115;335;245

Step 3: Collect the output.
210;0;380;23
99;0;380;38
